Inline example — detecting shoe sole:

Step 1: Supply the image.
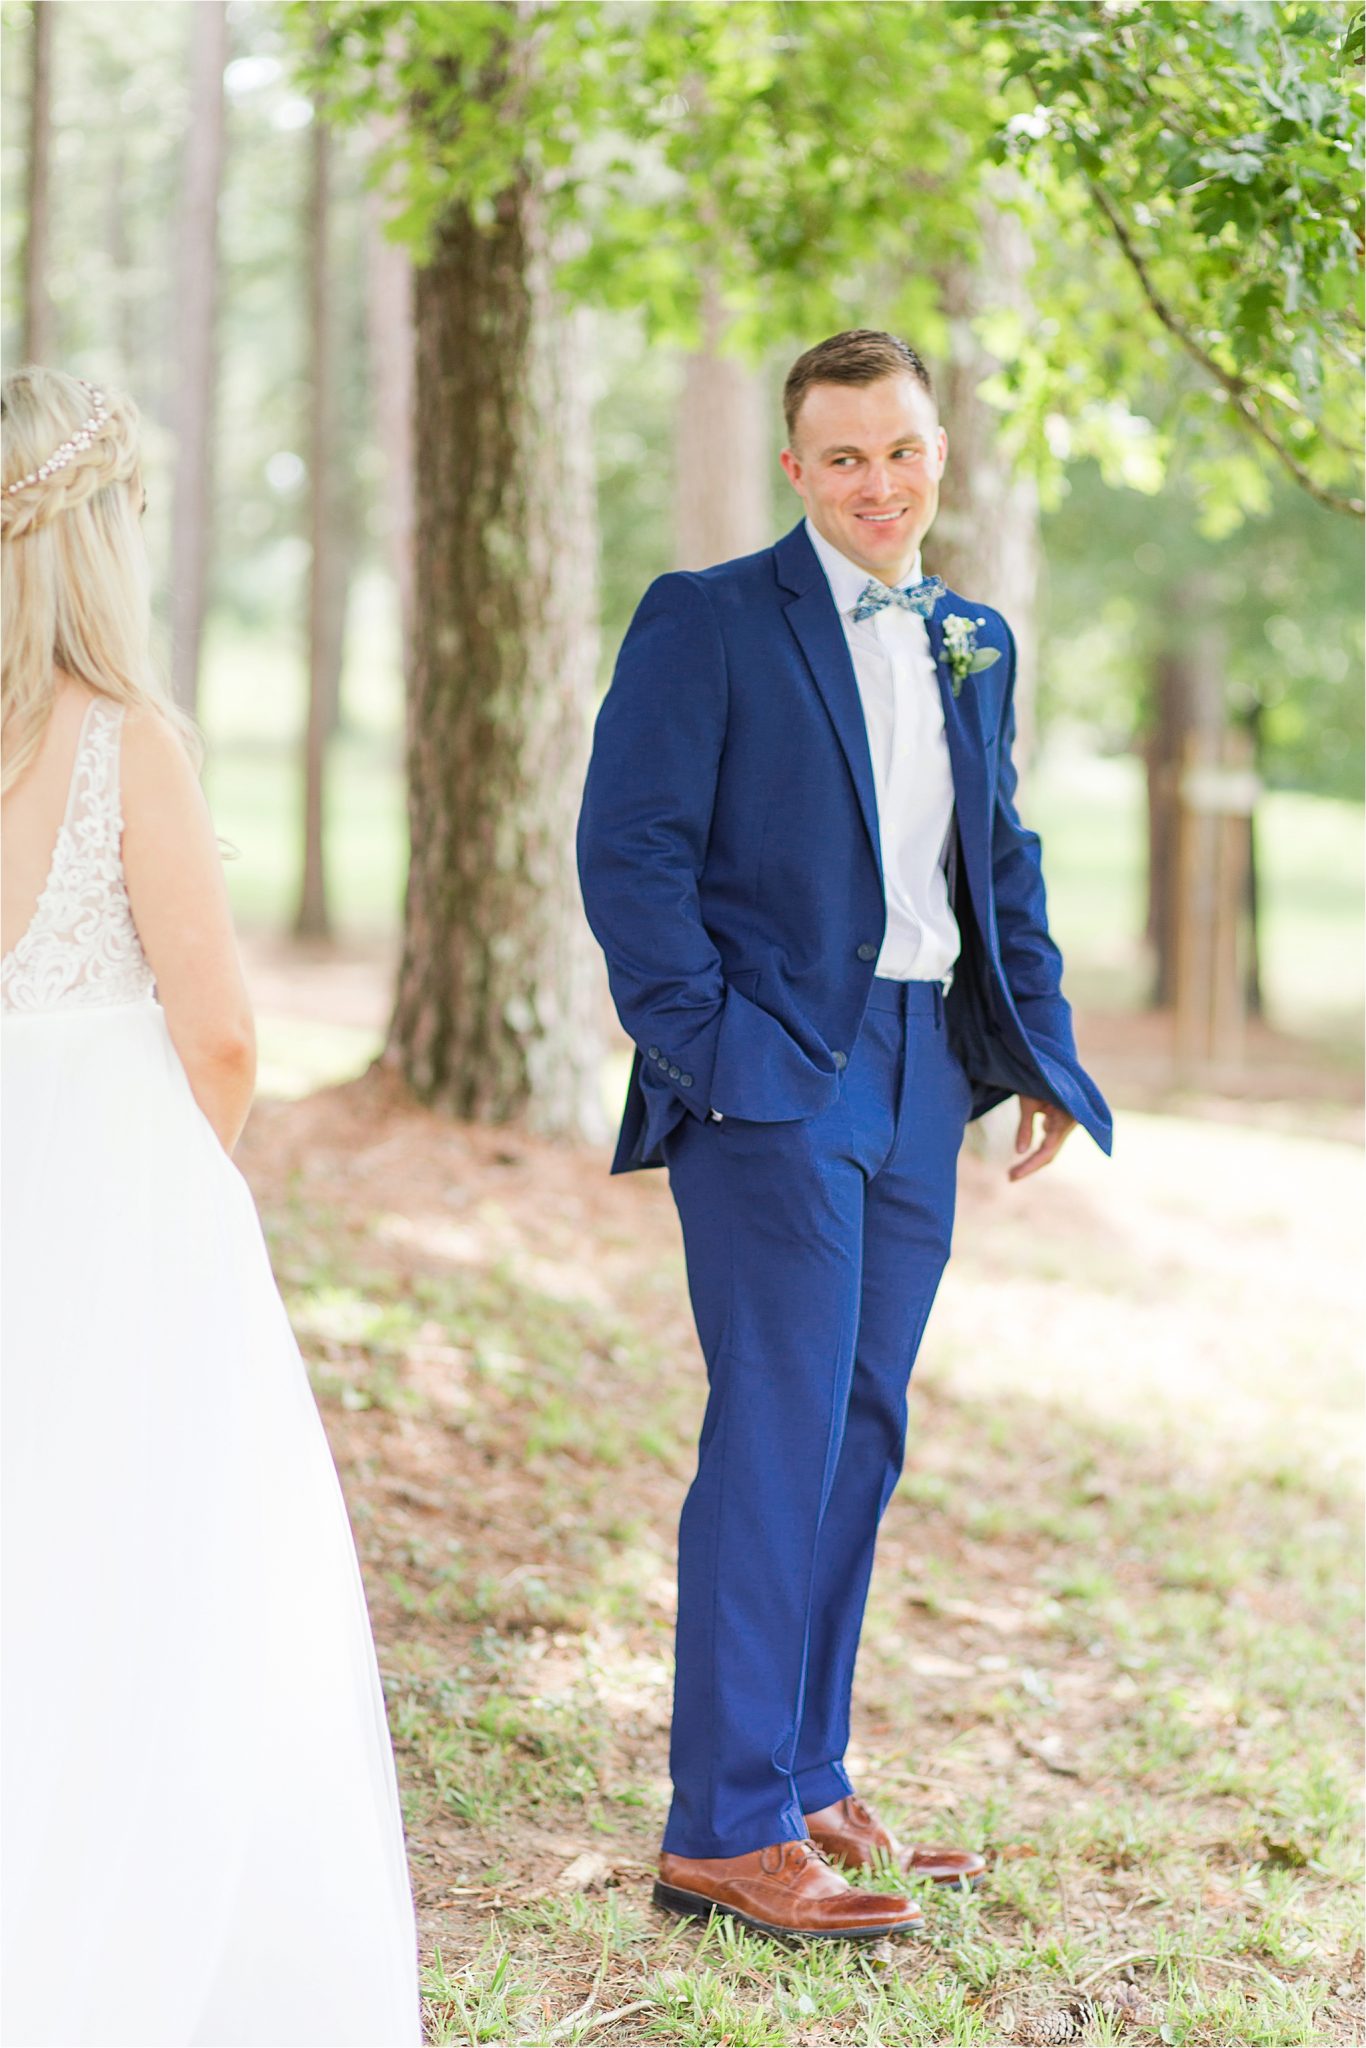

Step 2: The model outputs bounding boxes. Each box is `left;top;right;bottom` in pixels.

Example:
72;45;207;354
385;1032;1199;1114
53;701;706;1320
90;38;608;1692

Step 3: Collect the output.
652;1879;924;1942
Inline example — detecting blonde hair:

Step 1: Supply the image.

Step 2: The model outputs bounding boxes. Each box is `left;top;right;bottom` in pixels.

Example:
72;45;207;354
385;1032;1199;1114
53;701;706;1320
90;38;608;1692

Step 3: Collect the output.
1;366;198;794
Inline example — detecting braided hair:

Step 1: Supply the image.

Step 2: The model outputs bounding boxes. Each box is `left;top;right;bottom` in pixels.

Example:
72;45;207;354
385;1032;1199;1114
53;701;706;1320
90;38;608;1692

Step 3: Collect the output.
1;367;195;795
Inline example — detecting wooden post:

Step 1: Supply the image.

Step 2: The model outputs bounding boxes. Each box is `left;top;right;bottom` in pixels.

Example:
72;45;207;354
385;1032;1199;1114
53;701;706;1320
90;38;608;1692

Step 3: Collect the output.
1174;733;1259;1079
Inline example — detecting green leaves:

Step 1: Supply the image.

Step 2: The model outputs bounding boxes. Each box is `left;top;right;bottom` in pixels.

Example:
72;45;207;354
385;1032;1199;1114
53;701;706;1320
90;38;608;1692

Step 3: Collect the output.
300;0;1363;522
967;0;1363;518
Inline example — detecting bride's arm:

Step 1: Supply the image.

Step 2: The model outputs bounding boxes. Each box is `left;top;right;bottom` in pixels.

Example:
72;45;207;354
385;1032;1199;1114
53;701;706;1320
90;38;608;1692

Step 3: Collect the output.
121;710;257;1154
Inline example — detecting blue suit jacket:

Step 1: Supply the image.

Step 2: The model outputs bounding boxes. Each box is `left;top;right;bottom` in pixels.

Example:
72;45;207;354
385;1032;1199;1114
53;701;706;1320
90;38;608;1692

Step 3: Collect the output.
577;520;1113;1174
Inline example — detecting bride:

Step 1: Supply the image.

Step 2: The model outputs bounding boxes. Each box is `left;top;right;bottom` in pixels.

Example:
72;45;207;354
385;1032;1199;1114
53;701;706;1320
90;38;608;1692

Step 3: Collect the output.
0;369;421;2045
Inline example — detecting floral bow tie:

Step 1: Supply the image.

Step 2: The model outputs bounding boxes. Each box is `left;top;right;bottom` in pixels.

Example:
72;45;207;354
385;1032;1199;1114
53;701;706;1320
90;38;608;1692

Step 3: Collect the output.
850;574;946;624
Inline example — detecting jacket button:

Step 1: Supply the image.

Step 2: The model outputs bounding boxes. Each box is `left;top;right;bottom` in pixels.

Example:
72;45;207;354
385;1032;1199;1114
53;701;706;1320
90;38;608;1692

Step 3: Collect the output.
668;1065;681;1079
680;1074;693;1088
832;1050;848;1070
647;1045;660;1059
856;943;877;961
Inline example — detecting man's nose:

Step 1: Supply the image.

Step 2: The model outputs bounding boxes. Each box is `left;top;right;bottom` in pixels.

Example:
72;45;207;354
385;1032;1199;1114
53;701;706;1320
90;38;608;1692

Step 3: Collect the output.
860;464;897;501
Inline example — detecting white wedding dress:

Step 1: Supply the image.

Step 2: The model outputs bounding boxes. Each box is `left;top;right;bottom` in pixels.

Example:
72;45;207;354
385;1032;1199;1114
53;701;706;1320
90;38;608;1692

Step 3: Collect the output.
1;699;422;2046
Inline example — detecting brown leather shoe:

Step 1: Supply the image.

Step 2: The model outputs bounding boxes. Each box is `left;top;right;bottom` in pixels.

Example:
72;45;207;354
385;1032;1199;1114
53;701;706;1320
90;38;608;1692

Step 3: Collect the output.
654;1838;924;1940
805;1795;987;1887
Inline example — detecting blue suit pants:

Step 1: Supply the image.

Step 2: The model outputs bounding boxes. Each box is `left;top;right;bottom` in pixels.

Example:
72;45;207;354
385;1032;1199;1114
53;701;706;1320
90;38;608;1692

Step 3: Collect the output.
659;978;971;1860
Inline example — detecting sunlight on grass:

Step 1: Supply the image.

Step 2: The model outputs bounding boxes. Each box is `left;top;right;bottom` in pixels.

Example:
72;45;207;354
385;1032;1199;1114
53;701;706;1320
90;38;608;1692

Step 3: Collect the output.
254;1012;382;1099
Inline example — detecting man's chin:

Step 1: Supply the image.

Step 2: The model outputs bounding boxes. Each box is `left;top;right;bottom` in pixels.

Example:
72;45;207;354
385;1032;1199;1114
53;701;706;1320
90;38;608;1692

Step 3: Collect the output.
842;521;918;577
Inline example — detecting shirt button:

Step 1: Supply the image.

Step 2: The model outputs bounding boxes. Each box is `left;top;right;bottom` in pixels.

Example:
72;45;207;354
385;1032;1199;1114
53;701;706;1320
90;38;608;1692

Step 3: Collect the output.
856;943;877;962
832;1050;848;1070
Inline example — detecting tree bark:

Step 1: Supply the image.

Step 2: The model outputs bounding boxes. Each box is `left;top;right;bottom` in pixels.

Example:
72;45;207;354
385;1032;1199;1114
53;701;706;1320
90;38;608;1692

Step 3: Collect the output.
387;171;604;1139
22;0;54;365
363;169;416;692
926;203;1041;765
296;100;339;941
674;281;771;569
167;0;228;716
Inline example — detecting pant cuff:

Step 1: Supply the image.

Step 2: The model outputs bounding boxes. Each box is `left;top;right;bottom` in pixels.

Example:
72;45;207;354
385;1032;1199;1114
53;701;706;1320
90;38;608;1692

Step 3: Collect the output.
661;1815;809;1861
792;1761;856;1815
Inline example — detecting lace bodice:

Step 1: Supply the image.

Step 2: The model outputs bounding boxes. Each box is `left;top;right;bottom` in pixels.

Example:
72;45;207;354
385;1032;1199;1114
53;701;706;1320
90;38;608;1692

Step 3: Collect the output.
1;698;156;1015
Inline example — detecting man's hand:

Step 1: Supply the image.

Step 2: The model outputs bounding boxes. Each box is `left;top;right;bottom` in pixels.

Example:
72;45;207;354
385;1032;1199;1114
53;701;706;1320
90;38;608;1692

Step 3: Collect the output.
1009;1096;1076;1182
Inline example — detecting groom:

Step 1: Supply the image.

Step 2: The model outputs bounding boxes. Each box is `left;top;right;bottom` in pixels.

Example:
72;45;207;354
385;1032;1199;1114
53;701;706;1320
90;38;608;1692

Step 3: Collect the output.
577;329;1112;1940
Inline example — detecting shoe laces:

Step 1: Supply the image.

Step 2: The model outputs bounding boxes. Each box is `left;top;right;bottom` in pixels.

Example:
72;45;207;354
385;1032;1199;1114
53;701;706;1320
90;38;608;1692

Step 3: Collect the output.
759;1838;830;1878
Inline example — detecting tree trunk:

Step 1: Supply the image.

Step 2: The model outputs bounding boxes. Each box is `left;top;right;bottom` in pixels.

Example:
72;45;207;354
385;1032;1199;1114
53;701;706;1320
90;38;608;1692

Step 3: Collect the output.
296;99;339;941
387;172;605;1139
167;0;228;716
926;203;1041;765
674;281;771;569
1144;579;1225;1007
105;134;138;382
363;169;416;692
22;0;54;365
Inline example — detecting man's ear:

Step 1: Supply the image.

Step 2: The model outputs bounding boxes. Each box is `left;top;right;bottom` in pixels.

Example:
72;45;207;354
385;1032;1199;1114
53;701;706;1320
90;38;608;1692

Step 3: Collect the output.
779;447;803;494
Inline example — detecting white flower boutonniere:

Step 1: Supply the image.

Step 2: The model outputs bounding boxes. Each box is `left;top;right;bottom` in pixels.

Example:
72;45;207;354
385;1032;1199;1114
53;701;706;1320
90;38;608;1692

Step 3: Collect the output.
942;614;1001;698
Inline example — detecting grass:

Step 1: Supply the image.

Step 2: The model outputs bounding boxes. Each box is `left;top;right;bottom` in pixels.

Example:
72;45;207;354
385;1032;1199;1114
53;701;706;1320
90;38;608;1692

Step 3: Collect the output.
240;1083;1364;2047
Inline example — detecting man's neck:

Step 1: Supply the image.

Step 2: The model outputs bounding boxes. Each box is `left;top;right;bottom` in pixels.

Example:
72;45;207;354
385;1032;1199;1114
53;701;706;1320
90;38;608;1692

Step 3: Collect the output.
804;516;923;595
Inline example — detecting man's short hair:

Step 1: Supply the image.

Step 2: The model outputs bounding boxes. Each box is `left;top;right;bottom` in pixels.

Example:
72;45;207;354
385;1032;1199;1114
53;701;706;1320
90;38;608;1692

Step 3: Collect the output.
783;330;935;446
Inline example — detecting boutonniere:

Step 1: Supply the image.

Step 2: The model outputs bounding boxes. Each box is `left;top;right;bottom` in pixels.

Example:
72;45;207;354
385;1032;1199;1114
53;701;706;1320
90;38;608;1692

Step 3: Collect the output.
942;614;1001;698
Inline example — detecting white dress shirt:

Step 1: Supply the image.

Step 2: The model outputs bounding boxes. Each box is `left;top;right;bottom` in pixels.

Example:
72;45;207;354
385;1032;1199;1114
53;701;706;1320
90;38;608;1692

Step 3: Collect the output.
804;517;960;986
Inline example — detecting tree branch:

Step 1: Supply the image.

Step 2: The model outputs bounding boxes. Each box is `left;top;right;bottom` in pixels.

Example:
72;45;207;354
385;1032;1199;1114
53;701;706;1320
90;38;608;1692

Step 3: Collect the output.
1084;172;1364;518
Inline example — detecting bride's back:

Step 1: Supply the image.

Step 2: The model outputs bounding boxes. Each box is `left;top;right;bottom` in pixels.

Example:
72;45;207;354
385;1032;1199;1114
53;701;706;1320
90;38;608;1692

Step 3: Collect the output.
1;674;100;958
3;368;255;1143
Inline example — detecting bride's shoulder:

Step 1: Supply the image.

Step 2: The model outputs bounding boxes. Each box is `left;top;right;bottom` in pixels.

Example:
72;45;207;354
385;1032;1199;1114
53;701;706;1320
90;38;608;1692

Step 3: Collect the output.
120;705;207;833
121;702;195;774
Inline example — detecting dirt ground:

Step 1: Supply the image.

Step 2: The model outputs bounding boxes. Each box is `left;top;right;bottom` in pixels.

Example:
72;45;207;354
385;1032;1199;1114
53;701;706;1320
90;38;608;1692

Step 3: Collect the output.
231;937;1362;2042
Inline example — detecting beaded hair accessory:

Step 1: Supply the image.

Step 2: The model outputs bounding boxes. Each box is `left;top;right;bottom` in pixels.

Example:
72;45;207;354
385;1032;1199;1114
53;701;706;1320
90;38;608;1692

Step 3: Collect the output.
3;381;111;495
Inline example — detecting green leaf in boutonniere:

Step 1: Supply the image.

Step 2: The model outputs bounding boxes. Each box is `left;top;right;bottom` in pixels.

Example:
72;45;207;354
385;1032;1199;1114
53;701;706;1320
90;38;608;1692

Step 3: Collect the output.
942;613;1001;697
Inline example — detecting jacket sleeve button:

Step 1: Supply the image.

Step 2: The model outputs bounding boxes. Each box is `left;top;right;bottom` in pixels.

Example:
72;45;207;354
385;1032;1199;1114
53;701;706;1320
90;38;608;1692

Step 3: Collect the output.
856;943;877;962
668;1065;681;1079
680;1074;693;1088
647;1046;660;1059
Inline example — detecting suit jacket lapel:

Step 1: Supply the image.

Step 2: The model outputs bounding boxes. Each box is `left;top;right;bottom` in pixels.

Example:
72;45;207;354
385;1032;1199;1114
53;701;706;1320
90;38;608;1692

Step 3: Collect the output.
774;525;882;881
926;604;992;926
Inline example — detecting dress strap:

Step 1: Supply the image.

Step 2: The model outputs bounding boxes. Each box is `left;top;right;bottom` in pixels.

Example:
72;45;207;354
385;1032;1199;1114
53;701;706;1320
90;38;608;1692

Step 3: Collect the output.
65;697;126;842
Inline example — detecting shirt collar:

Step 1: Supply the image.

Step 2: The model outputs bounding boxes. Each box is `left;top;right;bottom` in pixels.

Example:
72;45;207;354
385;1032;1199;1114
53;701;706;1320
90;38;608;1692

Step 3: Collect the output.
804;516;923;617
